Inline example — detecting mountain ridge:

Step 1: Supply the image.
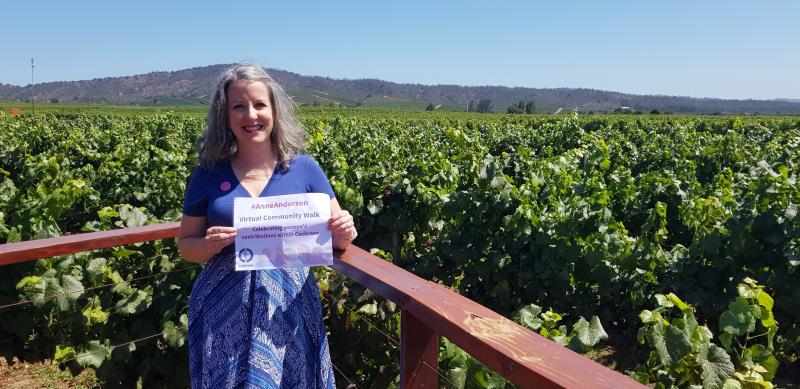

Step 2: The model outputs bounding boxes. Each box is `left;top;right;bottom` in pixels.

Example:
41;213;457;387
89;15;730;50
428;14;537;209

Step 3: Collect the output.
2;64;799;114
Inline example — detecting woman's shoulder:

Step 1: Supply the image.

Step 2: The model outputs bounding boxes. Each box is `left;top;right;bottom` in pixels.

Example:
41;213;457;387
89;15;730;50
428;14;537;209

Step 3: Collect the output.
195;159;231;173
189;160;230;181
289;154;314;163
286;154;319;169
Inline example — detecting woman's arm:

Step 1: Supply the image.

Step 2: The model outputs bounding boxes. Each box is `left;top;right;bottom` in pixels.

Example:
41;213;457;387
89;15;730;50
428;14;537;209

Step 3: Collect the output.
177;215;237;263
329;198;357;250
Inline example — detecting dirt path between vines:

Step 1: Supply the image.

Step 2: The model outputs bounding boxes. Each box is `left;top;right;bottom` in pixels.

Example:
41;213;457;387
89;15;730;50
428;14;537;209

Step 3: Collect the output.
0;357;98;389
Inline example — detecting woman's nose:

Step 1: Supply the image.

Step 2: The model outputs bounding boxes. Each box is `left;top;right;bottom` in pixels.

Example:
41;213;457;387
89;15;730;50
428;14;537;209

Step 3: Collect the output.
247;106;258;119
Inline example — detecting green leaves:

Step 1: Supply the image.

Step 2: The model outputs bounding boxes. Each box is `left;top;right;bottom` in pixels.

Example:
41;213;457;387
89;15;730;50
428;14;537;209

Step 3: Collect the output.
567;316;609;353
661;324;694;366
718;299;759;348
0;112;200;385
54;344;77;363
162;314;188;348
512;303;608;352
82;296;109;326
440;339;512;389
17;271;85;311
512;304;543;330
114;287;152;316
718;279;780;386
3;109;799;387
637;292;733;387
76;340;111;368
638;280;780;389
698;344;735;389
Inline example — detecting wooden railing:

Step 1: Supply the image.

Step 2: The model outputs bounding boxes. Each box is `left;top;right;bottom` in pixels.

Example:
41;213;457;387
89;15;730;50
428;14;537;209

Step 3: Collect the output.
0;223;644;389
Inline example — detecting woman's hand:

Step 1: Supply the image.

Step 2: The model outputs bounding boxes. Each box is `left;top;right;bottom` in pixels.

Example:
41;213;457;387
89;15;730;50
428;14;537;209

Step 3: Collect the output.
178;216;237;263
203;226;237;254
329;209;357;250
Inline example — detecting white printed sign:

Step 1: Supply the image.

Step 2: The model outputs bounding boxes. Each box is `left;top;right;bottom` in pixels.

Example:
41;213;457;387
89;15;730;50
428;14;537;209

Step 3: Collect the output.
234;193;332;270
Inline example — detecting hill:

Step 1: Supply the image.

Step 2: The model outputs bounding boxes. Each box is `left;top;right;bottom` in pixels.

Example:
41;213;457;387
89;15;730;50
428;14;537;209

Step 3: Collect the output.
1;64;799;114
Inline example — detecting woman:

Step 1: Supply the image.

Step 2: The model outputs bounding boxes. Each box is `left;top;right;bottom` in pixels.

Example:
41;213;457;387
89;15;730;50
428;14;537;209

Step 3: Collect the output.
178;63;356;388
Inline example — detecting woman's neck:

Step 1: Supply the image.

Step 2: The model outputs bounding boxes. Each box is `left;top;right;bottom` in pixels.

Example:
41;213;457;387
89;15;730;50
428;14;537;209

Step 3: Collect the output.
232;143;277;170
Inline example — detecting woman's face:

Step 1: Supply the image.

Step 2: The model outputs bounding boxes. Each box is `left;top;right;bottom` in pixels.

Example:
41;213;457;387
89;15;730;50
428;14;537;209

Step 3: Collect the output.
226;79;274;148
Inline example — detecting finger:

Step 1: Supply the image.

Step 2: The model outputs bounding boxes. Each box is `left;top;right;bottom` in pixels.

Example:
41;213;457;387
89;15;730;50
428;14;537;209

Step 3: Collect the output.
333;225;355;236
217;231;237;240
329;210;350;221
332;227;357;241
207;226;236;234
207;231;237;240
329;215;354;228
330;224;351;235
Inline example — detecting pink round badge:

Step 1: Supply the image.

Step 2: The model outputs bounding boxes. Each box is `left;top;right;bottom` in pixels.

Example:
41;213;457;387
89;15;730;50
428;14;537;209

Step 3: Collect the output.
220;181;232;191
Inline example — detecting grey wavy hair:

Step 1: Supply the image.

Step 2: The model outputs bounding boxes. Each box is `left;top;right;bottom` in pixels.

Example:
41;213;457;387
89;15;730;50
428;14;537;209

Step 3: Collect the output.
197;63;306;170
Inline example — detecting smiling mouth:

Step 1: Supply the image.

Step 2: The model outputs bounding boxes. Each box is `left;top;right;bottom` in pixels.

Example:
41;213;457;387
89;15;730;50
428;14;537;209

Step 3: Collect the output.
243;125;263;133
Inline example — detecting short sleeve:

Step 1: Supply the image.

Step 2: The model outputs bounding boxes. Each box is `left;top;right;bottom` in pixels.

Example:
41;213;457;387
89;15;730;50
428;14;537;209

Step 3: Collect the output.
182;166;210;217
303;156;336;199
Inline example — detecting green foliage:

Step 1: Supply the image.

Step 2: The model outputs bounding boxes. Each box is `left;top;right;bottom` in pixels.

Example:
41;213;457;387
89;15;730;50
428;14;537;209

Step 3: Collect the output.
636;282;780;389
0;113;200;386
440;339;514;389
317;265;401;388
636;292;734;388
1;111;798;387
513;303;608;353
719;278;780;388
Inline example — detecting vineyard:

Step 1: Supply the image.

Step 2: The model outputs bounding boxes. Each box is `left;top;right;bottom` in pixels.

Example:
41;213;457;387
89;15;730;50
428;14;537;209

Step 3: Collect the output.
0;109;798;388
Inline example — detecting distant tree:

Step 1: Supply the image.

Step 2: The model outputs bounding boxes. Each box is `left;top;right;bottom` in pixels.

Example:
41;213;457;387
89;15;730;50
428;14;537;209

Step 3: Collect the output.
650;108;660;114
476;98;493;113
467;100;475;112
507;105;521;114
525;100;535;114
50;98;59;104
517;101;525;111
426;103;435;111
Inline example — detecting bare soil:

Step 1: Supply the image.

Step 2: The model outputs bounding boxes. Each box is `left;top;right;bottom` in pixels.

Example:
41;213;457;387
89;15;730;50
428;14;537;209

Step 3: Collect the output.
0;357;99;389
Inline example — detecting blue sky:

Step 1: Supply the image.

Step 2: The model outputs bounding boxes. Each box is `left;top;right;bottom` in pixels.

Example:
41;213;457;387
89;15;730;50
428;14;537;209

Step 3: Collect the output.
3;1;798;99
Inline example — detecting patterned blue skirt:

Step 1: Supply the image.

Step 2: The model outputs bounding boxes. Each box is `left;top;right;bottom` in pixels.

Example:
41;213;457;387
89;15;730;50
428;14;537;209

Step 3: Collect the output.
188;252;335;388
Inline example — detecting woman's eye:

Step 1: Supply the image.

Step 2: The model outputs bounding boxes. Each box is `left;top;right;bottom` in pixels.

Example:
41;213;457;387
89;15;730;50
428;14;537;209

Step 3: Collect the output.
256;103;268;109
232;104;243;110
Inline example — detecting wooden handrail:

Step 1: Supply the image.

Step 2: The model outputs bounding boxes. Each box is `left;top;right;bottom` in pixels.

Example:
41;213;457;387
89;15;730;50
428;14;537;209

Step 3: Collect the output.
0;222;181;266
0;223;645;389
334;245;643;388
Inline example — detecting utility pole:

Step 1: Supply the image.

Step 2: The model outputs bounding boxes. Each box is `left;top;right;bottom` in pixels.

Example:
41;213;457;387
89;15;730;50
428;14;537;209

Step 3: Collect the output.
31;58;35;115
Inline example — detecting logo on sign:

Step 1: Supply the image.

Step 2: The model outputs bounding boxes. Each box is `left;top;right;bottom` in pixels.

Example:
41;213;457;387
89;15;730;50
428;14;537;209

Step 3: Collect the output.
238;248;254;263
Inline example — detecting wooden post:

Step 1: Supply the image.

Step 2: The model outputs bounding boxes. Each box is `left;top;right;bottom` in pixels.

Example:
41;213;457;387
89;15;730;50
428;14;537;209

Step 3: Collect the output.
400;309;439;388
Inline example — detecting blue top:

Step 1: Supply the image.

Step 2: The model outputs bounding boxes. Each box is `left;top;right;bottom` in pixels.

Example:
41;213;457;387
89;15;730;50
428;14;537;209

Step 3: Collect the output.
182;155;336;254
